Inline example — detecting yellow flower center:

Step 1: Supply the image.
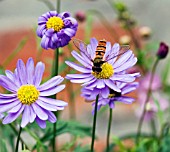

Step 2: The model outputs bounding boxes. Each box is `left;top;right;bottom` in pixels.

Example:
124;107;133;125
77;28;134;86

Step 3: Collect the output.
46;16;64;32
92;63;114;79
17;85;40;105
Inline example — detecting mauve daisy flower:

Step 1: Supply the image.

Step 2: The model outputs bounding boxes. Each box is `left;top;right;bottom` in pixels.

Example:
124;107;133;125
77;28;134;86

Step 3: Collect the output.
37;11;78;49
66;38;140;98
81;82;138;112
0;58;67;128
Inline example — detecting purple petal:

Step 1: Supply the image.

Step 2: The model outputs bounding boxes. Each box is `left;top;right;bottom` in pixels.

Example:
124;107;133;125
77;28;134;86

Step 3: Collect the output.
52;33;58;43
37;24;46;37
21;105;30;127
66;73;91;79
65;61;91;73
33;61;45;87
38;16;47;25
31;103;48;120
71;51;91;67
0;93;17;98
49;11;57;17
8;103;22;113
36;99;58;111
104;79;121;92
26;58;34;84
46;111;56;123
113;51;132;68
5;70;14;81
115;96;135;104
35;117;46;129
2;105;25;124
38;76;64;91
0;97;18;104
70;77;94;83
40;84;65;96
41;35;50;50
29;106;36;123
0;99;20;113
38;97;68;107
64;28;75;37
96;79;105;89
101;87;110;98
112;74;135;83
114;57;137;72
45;29;54;37
0;75;18;92
17;59;27;85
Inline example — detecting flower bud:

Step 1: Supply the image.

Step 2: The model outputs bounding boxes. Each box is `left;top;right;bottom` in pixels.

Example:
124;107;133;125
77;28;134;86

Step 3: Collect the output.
157;42;169;59
119;35;131;45
139;26;151;39
75;11;86;23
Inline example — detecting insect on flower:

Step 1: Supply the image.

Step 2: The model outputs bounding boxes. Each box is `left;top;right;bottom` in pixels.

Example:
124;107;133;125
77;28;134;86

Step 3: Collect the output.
73;39;130;73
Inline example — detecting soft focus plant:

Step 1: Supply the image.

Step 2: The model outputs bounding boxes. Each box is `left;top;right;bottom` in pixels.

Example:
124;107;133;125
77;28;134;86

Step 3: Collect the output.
0;0;170;152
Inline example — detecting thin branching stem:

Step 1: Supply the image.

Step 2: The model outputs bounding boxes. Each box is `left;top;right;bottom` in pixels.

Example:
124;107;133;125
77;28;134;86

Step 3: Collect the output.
136;58;159;143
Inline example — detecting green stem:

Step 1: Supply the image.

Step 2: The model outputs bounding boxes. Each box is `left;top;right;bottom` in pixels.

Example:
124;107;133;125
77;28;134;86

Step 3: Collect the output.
52;0;61;151
150;118;156;137
91;95;99;152
52;48;59;152
9;124;29;150
136;58;159;143
106;108;112;152
15;126;22;152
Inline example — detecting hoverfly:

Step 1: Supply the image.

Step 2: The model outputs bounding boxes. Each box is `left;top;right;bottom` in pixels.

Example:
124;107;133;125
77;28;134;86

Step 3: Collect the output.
73;39;130;73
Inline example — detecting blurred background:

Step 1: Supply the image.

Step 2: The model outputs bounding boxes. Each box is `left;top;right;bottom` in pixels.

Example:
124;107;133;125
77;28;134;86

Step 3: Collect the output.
0;0;170;151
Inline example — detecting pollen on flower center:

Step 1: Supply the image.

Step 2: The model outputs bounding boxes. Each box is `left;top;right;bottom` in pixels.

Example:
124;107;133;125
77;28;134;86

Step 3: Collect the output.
17;85;40;105
92;63;114;79
46;16;64;32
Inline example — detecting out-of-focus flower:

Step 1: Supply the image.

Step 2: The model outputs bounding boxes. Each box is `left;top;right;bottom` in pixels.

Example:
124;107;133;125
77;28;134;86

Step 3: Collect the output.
119;35;131;45
136;73;168;121
138;73;161;92
75;11;86;22
37;11;78;50
66;38;139;98
82;82;138;113
157;42;169;59
139;26;151;39
0;58;67;128
136;93;169;121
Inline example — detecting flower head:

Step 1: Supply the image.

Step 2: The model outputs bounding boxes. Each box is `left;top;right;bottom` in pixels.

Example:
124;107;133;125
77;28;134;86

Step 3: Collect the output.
37;11;78;50
75;11;86;22
0;58;67;128
66;38;140;98
157;42;169;59
82;82;138;113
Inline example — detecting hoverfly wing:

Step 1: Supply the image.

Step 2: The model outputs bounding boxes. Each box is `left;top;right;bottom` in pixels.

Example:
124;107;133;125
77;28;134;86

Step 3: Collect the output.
106;45;130;62
73;39;92;61
73;39;87;52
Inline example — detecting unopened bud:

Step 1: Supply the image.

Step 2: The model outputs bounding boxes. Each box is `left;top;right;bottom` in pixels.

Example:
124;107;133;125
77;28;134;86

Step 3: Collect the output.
157;42;169;59
139;26;151;39
75;11;86;23
119;35;131;45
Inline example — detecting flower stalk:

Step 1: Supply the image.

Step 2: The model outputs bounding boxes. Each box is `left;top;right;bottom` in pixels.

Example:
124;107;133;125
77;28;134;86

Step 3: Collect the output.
106;108;112;152
91;95;99;152
15;126;22;152
136;58;159;143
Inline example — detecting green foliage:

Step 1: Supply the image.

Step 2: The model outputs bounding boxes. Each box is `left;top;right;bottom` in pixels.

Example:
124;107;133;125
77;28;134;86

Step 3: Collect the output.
74;144;90;152
0;139;8;152
41;120;92;143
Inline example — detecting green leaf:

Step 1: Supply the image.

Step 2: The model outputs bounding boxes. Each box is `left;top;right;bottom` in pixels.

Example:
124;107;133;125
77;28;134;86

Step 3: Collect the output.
40;120;92;142
0;139;8;152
